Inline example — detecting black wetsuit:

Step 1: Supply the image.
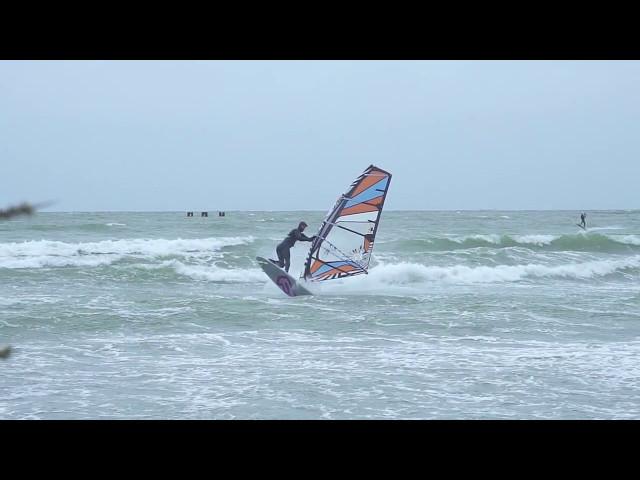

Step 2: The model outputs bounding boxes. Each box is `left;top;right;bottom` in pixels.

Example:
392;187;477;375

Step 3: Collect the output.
273;228;314;272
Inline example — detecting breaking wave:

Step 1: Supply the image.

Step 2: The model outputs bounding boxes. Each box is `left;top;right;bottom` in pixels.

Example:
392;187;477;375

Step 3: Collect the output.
382;233;640;252
154;260;266;283
0;236;254;269
319;256;640;290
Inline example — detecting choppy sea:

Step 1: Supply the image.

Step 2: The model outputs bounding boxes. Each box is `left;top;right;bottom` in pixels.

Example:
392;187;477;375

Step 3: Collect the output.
1;210;639;419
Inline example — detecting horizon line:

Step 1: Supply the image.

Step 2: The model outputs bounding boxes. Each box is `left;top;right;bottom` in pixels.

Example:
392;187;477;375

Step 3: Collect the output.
35;208;640;213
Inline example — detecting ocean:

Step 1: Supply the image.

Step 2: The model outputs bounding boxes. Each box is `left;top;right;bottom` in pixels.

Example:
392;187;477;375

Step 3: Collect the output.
1;210;639;419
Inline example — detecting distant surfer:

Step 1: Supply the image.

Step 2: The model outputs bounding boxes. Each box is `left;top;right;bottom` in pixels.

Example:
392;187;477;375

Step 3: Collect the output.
269;222;316;273
578;212;587;229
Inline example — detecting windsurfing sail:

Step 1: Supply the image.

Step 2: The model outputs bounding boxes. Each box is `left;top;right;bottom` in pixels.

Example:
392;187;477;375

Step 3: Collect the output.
303;165;391;282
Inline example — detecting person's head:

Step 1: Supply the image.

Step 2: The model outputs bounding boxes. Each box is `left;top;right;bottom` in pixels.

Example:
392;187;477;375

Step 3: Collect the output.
298;221;308;232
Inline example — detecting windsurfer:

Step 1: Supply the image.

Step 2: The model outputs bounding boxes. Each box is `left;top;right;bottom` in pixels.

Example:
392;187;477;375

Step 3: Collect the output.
579;212;587;228
270;221;316;272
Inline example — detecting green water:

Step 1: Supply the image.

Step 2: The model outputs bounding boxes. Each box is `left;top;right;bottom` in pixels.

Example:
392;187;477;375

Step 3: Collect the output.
1;210;639;418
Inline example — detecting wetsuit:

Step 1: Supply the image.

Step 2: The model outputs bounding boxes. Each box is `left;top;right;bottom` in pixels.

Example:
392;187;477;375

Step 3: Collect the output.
273;228;314;272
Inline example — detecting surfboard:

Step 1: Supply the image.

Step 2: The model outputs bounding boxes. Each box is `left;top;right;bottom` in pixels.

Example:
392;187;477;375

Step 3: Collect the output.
576;223;586;230
256;256;312;297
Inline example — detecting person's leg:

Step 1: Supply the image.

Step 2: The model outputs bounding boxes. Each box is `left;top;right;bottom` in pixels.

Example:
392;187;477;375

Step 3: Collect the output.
275;245;285;268
283;248;291;272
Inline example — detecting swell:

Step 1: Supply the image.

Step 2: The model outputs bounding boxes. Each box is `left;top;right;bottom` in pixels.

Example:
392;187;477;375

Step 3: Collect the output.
114;260;266;283
382;233;640;253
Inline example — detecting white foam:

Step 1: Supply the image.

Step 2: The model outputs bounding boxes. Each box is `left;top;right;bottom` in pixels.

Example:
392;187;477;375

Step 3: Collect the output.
616;235;640;246
322;256;640;288
451;234;502;244
168;261;266;283
512;235;558;246
588;226;624;231
0;236;254;269
450;234;560;246
443;233;639;248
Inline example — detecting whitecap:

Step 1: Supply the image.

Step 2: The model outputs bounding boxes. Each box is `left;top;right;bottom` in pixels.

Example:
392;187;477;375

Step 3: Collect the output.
512;235;558;246
614;235;640;246
317;256;640;288
0;236;255;269
451;234;502;244
168;260;266;283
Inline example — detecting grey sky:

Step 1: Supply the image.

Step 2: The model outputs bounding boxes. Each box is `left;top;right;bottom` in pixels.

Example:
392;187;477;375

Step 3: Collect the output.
1;60;639;211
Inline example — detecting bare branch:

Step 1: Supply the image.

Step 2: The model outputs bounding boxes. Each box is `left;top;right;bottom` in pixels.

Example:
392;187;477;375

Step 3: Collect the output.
0;201;55;220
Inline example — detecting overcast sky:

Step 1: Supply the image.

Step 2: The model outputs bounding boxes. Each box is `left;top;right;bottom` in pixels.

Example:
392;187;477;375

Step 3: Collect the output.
1;60;639;211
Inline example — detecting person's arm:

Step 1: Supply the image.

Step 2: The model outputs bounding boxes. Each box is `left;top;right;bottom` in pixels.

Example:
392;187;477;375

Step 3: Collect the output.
295;230;315;242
